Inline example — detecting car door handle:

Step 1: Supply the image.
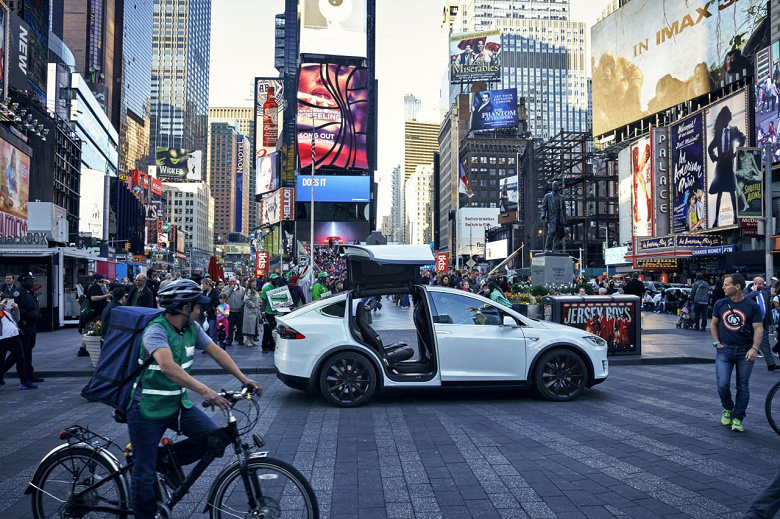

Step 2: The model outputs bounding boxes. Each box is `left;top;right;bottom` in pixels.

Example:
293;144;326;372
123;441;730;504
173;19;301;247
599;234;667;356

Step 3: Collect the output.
436;330;452;334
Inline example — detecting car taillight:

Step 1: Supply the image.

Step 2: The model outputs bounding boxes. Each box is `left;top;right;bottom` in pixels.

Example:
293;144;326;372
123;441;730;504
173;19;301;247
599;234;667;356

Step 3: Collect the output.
277;324;305;340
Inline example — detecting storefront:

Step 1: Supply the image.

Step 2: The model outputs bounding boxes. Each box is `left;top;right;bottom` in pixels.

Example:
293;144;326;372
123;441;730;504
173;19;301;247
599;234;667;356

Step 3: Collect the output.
0;238;105;331
631;234;724;283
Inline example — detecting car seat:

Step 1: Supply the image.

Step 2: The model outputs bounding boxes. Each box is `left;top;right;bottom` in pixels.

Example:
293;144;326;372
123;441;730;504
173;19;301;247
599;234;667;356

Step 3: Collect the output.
413;296;433;362
355;303;414;363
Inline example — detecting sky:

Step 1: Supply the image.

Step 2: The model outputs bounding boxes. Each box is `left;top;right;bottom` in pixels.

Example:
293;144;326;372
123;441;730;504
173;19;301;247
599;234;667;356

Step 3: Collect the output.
209;0;612;222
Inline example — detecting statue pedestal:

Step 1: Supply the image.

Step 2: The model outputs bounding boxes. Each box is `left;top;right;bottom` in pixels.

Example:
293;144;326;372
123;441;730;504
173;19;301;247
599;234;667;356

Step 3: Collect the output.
530;252;573;286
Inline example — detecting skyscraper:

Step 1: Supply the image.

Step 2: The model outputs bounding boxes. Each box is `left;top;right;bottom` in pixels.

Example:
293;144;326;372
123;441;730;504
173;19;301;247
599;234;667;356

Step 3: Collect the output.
209;121;240;242
403;120;440;185
390;165;404;243
404;164;434;245
150;0;211;172
404;94;422;121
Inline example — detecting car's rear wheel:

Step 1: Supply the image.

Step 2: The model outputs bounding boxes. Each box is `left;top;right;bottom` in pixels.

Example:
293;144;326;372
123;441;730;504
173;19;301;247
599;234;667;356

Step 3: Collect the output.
319;352;377;407
534;349;587;401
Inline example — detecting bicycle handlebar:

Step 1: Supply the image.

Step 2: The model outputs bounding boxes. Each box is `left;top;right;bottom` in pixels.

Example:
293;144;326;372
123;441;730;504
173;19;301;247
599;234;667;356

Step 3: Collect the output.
201;385;256;408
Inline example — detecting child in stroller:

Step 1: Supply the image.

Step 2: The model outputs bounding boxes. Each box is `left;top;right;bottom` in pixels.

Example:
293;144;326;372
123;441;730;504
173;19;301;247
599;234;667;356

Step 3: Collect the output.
676;301;694;329
215;293;230;349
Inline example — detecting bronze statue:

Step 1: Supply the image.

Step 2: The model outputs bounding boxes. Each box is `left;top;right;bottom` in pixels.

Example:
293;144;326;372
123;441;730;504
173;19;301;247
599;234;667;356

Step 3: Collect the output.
540;181;567;251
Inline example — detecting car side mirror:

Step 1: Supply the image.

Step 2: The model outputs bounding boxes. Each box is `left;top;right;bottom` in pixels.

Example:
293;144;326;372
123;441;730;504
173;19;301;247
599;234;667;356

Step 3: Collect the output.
503;315;516;327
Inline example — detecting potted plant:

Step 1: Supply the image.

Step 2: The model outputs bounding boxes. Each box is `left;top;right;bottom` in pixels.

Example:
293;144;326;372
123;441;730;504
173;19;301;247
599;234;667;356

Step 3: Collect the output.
83;321;102;367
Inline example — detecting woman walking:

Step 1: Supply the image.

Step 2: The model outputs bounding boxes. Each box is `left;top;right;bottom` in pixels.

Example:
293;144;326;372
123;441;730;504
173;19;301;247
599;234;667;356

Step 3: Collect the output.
241;278;261;347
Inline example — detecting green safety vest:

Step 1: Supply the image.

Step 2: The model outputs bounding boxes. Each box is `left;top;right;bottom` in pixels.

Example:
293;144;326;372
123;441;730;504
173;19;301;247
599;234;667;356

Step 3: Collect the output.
129;315;197;420
261;283;280;315
312;281;328;301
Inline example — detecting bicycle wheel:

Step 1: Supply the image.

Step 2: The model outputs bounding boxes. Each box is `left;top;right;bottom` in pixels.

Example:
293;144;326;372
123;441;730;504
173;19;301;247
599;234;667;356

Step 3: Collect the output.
30;446;129;518
766;380;780;436
209;456;318;519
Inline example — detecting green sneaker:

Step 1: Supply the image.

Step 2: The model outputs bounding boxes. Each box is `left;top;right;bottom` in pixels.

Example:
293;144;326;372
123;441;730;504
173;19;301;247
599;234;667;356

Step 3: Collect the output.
721;409;733;426
731;418;744;432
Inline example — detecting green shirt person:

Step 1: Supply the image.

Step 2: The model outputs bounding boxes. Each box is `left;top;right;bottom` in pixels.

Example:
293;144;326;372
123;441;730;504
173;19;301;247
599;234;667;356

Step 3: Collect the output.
311;272;330;301
260;273;282;316
486;281;512;308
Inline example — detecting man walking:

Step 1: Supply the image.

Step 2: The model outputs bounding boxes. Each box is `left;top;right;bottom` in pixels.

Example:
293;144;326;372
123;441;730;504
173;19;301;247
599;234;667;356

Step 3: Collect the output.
127;274;156;308
712;274;763;432
3;273;43;383
690;272;711;332
221;277;244;345
623;273;646;299
747;277;780;371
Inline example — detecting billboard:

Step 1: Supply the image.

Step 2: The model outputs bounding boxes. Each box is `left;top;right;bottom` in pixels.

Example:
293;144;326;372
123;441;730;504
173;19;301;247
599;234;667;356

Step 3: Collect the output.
704;89;748;229
299;0;367;58
260;188;295;226
561;300;638;352
155;148;203;182
23;0;48;104
296;175;370;202
449;30;501;83
297;63;368;170
254;78;284;167
470;88;518;132
754;41;779;162
0;137;30;237
458;208;500;256
592;0;764;136
235;135;245;233
8;12;44;104
486;239;508;261
670;113;705;234
651;126;671;236
256;152;279;198
79;168;105;238
296;221;370;245
631;137;653;237
735;147;764;218
499;174;518;213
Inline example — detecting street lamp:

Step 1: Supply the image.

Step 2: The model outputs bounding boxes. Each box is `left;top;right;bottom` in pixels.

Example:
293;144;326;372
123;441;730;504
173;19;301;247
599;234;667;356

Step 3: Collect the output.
601;224;609;279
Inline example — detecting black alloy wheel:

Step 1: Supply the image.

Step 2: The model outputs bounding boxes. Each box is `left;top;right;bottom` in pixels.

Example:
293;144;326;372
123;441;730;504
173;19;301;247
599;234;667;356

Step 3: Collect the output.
534;349;587;401
319;352;377;407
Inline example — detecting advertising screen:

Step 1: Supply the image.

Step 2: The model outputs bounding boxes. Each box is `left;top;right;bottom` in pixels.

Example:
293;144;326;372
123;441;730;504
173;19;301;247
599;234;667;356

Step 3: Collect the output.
299;0;367;58
23;0;48;104
704;89;749;230
296;175;370;202
458;208;500;256
755;41;779;162
486;239;508;260
297;63;369;170
79;168;105;238
470;88;518;132
670;113;705;234
449;30;501;84
256;152;279;198
735;148;764;218
254;78;284;167
499;174;518;213
630;136;653;237
591;0;764;136
561;300;638;353
0;136;30;237
296;221;370;245
155;148;203;182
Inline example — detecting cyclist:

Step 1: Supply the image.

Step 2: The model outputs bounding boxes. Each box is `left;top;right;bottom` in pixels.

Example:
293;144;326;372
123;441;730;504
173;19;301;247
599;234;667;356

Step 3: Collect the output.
126;279;262;519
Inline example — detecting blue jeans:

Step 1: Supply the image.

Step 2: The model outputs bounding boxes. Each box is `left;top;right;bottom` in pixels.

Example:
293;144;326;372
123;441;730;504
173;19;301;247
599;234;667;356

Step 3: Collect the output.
127;403;217;519
715;345;755;421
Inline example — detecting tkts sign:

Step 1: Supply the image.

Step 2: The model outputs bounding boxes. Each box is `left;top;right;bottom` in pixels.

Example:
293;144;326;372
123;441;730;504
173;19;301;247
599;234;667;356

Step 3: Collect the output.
435;253;449;273
255;251;269;277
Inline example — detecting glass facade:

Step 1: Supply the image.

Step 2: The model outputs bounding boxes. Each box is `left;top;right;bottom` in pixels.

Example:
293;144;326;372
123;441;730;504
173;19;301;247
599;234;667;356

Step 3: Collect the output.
150;0;211;172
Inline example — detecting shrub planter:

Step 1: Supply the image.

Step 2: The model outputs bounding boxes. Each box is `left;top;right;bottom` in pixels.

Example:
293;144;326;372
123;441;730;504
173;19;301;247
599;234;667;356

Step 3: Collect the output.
83;334;102;367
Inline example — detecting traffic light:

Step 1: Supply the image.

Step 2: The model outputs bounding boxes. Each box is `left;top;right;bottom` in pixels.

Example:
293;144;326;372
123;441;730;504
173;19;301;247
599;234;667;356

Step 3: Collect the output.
124;242;131;251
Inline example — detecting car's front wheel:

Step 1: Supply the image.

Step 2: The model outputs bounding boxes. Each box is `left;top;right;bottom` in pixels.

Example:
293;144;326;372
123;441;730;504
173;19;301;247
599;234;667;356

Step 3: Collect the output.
534;349;587;401
319;352;377;407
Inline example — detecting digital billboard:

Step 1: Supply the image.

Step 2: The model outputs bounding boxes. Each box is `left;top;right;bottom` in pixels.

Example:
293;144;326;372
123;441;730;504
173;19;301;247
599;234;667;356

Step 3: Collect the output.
260;188;295;226
254;78;284;169
297;63;368;170
631;137;653;237
499;174;518;213
734;148;764;218
449;30;501;83
754;41;779;163
670;113;705;234
0;137;29;237
592;0;764;136
256;152;279;198
470;88;518;132
299;0;367;58
704;89;749;229
296;221;370;245
155;148;203;182
457;208;500;256
79;168;105;238
295;175;370;203
23;0;48;105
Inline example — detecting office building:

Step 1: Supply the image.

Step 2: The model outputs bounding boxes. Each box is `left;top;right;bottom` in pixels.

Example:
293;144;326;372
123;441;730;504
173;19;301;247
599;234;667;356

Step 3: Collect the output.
404;165;434;245
162;182;214;269
208;107;257;229
437;96;470;256
208;121;245;243
404;94;422;122
150;0;210;172
404;120;440;185
389;165;404;243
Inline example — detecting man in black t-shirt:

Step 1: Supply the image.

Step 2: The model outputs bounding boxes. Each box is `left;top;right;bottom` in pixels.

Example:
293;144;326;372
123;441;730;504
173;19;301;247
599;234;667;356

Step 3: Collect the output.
712;273;763;432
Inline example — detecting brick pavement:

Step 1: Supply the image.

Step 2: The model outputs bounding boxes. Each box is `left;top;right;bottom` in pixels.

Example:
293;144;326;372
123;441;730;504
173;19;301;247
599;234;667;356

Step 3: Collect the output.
2;361;780;518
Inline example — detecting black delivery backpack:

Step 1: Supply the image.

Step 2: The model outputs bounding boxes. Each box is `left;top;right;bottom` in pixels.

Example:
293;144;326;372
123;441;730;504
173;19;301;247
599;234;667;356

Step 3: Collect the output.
81;306;163;421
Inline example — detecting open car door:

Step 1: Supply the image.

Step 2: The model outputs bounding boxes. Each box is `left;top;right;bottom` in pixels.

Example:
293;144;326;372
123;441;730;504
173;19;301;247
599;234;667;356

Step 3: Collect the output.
341;244;434;298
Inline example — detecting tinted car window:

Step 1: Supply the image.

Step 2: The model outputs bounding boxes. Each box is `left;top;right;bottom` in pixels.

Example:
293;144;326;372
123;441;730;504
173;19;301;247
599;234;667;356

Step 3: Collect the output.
320;300;346;318
428;291;504;326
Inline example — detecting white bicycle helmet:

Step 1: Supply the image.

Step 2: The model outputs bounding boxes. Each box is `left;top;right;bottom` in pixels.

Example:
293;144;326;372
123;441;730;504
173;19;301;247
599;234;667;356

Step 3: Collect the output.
157;279;210;315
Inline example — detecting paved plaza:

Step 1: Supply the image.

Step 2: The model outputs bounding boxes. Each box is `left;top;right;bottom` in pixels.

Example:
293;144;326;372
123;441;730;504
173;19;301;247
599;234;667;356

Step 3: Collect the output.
1;303;779;518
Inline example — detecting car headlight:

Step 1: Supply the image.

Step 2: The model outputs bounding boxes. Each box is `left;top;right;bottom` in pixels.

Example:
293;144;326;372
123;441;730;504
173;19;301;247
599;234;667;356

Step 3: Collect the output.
582;335;607;348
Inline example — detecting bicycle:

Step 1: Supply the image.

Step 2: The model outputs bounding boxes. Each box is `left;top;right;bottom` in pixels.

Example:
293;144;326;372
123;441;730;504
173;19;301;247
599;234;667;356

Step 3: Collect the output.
767;377;780;436
25;386;319;518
